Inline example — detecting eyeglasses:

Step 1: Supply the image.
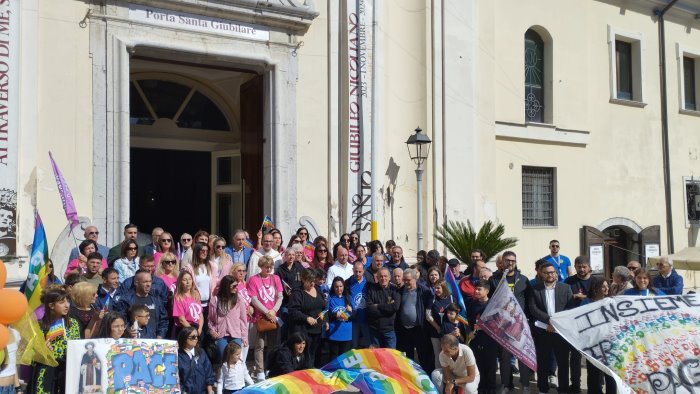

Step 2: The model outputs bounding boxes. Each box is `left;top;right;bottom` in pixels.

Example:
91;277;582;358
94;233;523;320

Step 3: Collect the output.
262;240;273;243
163;260;176;265
299;232;308;236
504;259;516;263
627;265;640;270
136;314;150;318
292;240;302;244
341;238;350;242
181;238;192;242
317;249;328;253
160;239;172;243
88;231;99;235
550;245;560;248
351;237;359;241
215;245;224;249
127;247;138;251
543;271;557;275
187;335;199;340
199;249;209;253
235;269;245;272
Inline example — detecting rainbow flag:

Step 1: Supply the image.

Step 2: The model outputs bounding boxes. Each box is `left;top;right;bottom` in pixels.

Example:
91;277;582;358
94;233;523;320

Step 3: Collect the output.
304;240;315;252
240;348;438;394
444;265;469;326
24;212;49;310
242;238;255;249
239;368;356;393
261;215;274;230
45;319;65;342
323;348;438;394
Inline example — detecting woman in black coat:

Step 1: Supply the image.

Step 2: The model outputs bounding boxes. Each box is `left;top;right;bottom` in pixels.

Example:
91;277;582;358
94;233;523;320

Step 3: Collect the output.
287;269;326;367
266;332;312;378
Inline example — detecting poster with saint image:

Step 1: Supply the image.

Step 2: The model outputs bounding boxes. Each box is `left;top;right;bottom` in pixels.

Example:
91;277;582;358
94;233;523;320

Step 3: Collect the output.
66;338;180;393
550;294;700;394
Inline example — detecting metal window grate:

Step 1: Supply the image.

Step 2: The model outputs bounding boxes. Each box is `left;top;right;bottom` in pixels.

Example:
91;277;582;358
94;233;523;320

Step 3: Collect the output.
522;167;555;226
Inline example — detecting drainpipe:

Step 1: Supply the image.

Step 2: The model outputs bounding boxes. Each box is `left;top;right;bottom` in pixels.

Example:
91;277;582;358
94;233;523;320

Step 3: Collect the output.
370;0;381;242
656;0;679;254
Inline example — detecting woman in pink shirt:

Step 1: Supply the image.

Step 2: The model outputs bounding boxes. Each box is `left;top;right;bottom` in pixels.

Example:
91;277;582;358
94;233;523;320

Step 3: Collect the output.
156;252;179;295
230;262;253;361
246;255;283;381
172;271;203;338
209;275;248;359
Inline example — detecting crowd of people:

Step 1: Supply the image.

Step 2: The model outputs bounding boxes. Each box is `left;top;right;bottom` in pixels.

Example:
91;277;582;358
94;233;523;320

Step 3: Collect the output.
1;223;686;394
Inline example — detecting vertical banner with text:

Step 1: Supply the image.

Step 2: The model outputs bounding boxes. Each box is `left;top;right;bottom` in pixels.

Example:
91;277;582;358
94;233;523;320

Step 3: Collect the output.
0;0;19;258
345;0;373;241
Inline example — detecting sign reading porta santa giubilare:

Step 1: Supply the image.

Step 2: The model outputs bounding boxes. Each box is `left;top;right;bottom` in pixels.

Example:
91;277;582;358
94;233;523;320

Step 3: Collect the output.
128;4;270;41
0;0;19;258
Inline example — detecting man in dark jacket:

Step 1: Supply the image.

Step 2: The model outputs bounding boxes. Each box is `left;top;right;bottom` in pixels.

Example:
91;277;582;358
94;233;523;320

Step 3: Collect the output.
115;255;169;310
488;251;532;391
266;332;313;378
365;267;401;348
112;269;169;338
528;262;575;394
396;268;435;373
652;257;684;295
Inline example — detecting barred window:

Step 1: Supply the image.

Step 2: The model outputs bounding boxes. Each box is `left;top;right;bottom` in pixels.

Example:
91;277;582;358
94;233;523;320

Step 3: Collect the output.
522;166;556;227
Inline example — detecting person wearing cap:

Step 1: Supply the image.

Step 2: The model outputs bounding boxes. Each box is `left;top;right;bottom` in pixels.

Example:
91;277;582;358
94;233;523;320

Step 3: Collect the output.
448;259;464;281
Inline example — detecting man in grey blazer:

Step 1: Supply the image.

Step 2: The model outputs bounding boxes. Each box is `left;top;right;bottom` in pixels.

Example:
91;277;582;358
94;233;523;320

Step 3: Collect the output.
528;262;574;394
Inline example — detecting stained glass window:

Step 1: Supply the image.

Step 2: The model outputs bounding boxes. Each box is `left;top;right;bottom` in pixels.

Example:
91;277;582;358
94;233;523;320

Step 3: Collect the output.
525;30;545;123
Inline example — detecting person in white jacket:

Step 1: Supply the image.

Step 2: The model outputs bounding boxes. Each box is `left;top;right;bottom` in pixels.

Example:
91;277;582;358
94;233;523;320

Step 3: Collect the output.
247;233;282;279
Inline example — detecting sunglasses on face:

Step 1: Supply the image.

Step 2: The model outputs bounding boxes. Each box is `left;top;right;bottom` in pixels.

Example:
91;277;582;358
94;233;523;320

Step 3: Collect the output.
181;238;192;242
160;239;172;243
88;231;99;235
292;240;302;244
163;260;176;265
299;232;308;236
127;247;137;251
215;245;224;249
187;335;199;340
317;249;328;253
200;249;209;253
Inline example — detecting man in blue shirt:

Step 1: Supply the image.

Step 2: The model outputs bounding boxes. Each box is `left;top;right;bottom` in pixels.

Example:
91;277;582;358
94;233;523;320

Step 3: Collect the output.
225;229;254;268
542;240;573;282
345;261;370;348
652;257;684;295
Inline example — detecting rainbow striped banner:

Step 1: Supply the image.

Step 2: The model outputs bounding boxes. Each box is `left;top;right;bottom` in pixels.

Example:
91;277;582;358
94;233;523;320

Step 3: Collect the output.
23;212;49;310
240;348;437;394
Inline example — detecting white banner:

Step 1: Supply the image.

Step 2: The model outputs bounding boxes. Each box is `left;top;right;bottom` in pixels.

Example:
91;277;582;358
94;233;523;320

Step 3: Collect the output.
0;0;19;258
66;338;180;393
345;0;373;241
550;294;700;394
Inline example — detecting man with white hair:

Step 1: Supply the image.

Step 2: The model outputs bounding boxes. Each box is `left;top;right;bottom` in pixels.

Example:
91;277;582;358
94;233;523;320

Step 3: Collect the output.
396;268;434;373
69;225;110;263
652;257;684;295
247;232;282;278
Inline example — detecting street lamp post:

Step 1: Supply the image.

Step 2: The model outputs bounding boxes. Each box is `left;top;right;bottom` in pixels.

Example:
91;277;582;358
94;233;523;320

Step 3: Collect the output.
405;126;432;252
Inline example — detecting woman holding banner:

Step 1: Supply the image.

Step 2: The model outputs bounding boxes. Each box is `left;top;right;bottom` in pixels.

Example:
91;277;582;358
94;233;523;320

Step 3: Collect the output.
581;277;617;394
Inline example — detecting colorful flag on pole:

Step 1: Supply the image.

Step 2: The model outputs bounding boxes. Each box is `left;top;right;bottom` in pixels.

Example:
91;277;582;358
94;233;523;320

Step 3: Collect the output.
48;152;80;230
444;266;469;326
242;238;255;249
304;240;315;252
24;212;49;311
261;215;274;230
478;275;537;371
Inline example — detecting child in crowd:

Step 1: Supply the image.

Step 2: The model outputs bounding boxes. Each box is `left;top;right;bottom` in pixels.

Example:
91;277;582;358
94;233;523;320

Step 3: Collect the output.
441;303;467;341
128;304;151;339
467;280;499;394
217;342;253;394
172;271;203;338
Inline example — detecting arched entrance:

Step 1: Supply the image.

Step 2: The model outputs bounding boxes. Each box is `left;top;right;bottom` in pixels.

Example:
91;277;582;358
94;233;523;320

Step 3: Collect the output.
128;58;263;241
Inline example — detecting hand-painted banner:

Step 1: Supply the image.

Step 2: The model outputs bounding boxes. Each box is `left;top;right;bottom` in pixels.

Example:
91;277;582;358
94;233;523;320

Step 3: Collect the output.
49;152;80;230
478;275;537;371
240;348;437;394
66;338;180;394
550;294;700;394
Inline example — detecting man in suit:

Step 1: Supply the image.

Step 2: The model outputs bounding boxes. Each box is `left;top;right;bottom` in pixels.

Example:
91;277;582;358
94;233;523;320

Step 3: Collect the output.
528;262;574;394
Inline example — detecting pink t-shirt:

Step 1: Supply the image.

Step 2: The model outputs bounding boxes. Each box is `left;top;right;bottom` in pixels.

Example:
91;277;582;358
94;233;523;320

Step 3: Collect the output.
172;295;202;327
236;281;252;322
158;274;177;294
246;274;283;320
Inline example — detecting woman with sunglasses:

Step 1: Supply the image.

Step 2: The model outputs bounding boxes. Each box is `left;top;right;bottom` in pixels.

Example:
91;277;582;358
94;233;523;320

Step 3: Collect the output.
297;227;315;262
154;231;177;265
310;244;333;271
113;240;140;283
183;242;216;338
177;326;215;394
230;262;254;361
210;236;234;285
209;275;248;359
156;252;180;295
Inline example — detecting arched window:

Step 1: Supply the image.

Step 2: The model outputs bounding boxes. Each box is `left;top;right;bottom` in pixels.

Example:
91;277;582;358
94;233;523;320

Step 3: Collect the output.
525;29;545;123
130;79;231;131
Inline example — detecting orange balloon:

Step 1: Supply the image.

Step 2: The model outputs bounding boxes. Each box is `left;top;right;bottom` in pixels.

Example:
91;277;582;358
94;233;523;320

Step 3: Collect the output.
0;324;8;349
0;260;6;288
0;289;27;324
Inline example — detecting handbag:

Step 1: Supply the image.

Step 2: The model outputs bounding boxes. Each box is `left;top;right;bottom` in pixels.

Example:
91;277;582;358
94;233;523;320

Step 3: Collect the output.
255;317;278;333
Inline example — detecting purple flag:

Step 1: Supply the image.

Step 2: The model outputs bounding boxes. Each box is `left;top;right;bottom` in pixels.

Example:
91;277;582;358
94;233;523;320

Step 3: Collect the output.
48;152;80;229
478;274;537;371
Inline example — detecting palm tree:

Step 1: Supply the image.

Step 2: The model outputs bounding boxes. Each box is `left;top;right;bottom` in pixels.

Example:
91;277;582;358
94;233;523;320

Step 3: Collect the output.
435;220;518;265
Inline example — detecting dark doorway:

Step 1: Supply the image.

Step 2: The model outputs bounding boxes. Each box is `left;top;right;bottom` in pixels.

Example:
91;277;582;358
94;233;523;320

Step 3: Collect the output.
603;226;636;270
130;148;211;238
240;75;264;233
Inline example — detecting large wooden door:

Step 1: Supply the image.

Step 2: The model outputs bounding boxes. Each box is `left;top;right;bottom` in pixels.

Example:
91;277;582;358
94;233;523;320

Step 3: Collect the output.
580;226;614;278
639;225;661;267
240;75;264;233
